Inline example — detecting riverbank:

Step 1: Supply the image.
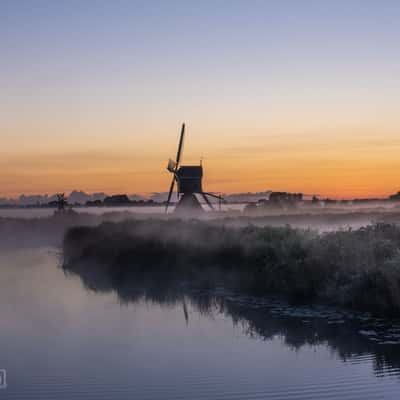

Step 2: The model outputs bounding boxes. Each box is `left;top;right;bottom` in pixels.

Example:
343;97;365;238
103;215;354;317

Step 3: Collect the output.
63;220;400;317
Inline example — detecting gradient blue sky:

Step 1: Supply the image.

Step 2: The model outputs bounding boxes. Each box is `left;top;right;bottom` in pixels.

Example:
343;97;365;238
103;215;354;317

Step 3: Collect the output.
1;0;400;197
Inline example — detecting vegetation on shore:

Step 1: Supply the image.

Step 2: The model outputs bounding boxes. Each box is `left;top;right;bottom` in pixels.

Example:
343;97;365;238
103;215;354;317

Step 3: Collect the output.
63;220;400;316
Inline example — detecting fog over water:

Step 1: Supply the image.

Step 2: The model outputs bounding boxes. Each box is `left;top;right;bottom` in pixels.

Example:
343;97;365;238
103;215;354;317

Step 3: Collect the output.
1;248;400;400
0;204;245;219
1;205;400;398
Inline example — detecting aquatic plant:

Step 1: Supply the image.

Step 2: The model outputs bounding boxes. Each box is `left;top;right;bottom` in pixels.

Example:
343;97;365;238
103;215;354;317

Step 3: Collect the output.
63;220;400;316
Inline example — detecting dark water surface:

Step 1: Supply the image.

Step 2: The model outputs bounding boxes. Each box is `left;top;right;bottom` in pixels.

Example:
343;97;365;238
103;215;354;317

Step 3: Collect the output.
1;248;400;399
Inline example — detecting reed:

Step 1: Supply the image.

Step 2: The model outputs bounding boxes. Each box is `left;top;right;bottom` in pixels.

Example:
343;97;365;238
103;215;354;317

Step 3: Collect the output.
63;220;400;316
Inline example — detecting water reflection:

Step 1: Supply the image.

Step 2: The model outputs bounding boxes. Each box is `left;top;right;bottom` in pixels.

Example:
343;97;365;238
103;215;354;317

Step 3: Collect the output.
2;248;400;399
63;258;400;379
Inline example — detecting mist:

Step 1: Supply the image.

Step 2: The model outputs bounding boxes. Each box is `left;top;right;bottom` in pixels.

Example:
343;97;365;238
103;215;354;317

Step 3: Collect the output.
61;216;400;317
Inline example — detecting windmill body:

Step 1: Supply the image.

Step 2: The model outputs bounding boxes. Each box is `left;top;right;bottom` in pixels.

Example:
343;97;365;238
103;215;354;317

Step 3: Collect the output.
165;124;222;214
174;165;204;214
176;166;203;194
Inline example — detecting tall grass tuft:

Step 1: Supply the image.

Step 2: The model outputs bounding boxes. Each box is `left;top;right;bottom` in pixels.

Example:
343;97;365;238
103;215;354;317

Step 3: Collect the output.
63;221;400;316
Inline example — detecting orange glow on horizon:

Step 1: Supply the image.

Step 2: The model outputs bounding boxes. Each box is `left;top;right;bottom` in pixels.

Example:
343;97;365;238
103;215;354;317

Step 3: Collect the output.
1;143;399;200
2;110;400;200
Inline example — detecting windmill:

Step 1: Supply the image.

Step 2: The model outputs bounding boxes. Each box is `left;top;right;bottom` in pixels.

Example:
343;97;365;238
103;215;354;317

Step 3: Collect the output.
56;193;67;212
165;123;223;213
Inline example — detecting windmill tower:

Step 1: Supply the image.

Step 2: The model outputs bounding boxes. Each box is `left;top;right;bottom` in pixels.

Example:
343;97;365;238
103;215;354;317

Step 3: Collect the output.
165;123;223;213
56;193;67;212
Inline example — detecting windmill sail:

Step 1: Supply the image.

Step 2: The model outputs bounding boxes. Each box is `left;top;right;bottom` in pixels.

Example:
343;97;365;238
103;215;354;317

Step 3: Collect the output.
175;123;185;165
165;123;185;212
167;159;177;172
165;177;176;212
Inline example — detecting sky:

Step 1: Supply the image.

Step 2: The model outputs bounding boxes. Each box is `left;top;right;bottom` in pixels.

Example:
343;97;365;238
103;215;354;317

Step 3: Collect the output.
1;0;400;199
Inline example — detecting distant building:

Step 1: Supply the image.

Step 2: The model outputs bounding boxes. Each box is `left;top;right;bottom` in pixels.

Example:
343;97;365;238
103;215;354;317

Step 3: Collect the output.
85;199;103;207
269;192;303;202
311;196;320;204
267;192;303;208
244;191;303;213
389;191;400;201
103;194;132;206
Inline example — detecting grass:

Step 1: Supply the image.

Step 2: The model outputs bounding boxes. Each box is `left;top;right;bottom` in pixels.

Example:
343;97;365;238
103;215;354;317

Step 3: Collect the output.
63;220;400;316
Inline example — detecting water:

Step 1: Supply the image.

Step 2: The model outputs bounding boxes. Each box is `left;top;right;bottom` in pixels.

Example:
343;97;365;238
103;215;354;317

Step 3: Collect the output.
1;248;400;399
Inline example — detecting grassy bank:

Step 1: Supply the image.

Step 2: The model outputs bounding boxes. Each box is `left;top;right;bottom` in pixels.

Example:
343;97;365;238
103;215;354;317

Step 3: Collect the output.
63;220;400;316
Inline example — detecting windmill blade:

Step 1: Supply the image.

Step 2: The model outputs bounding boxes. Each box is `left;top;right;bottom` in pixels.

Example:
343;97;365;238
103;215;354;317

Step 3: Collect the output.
182;297;189;325
175;123;185;166
165;177;176;212
203;192;223;200
167;159;177;172
201;193;215;211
